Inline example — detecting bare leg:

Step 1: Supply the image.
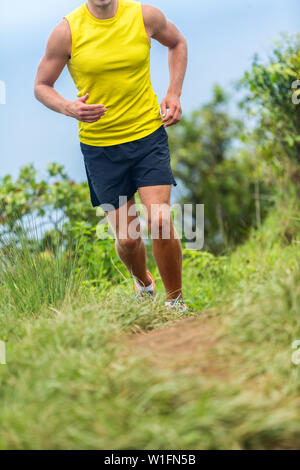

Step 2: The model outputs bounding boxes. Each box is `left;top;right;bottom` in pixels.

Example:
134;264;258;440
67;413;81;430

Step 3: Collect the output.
138;185;183;301
106;196;151;287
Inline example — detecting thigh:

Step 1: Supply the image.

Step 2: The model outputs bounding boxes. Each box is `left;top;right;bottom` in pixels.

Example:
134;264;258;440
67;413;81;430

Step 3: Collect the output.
106;196;141;241
138;185;171;208
138;185;172;226
138;186;174;239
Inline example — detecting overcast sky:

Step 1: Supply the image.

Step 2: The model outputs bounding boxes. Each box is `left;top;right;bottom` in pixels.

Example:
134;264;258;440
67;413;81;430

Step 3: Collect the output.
0;0;299;180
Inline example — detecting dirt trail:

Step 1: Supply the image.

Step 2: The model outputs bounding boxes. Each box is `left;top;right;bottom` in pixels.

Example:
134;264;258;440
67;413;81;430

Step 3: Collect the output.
128;314;227;378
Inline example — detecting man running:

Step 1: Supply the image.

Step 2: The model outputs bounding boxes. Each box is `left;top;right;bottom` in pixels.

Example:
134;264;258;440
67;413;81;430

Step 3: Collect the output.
34;0;188;309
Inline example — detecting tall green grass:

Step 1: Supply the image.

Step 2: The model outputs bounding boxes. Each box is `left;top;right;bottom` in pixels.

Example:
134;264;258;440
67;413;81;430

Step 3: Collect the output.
0;219;80;316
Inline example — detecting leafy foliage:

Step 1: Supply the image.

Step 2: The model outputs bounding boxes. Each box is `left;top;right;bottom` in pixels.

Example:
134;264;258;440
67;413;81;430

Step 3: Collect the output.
0;162;97;239
241;34;300;180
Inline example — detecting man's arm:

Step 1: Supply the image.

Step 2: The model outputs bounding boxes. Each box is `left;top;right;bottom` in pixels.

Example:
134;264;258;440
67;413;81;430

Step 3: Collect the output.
34;20;106;123
142;5;188;128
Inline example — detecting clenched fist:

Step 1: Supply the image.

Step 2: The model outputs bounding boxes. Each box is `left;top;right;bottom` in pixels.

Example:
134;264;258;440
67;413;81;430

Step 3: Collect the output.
160;93;182;128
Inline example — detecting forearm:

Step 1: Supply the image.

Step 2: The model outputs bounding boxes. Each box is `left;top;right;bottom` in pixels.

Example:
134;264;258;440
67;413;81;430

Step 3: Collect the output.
167;39;188;97
34;84;70;116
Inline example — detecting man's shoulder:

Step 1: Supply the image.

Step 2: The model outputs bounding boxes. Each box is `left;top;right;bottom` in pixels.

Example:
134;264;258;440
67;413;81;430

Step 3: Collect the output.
141;4;165;31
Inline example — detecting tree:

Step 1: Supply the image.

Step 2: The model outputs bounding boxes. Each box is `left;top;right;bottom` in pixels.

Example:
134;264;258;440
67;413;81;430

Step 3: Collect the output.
0;162;98;247
241;34;300;185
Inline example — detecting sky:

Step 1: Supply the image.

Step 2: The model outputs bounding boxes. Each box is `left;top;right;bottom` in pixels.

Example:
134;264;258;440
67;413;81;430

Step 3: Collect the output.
0;0;299;181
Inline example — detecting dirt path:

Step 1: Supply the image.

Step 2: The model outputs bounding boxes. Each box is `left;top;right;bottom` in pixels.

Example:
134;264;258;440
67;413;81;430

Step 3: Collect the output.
128;314;227;378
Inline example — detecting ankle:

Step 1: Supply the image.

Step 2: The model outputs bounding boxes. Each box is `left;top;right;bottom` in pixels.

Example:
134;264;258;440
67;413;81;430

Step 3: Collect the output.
136;273;152;288
166;293;183;302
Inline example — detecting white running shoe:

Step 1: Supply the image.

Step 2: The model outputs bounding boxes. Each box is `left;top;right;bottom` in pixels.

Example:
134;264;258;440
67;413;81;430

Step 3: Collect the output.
165;297;188;312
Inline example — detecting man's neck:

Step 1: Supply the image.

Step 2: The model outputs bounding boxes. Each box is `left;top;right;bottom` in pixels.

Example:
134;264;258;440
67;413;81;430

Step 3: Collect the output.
86;0;119;20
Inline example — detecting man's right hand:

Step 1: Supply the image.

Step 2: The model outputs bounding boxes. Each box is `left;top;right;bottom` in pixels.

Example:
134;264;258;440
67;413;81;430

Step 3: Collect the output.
65;93;107;123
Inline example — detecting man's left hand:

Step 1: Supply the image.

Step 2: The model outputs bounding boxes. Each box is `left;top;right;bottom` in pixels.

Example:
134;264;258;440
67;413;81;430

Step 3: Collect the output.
161;94;182;128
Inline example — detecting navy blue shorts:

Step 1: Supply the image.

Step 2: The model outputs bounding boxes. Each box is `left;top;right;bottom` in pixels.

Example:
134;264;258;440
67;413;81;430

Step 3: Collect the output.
80;125;177;211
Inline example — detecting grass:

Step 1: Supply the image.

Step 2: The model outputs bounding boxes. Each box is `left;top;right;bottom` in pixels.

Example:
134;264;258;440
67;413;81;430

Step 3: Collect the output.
0;220;79;316
0;199;299;449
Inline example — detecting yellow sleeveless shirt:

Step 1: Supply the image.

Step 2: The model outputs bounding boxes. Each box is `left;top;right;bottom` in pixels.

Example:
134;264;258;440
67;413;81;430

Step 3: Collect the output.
65;0;163;146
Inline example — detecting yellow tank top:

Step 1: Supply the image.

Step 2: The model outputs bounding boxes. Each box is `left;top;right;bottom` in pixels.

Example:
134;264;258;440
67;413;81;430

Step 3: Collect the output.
65;0;163;146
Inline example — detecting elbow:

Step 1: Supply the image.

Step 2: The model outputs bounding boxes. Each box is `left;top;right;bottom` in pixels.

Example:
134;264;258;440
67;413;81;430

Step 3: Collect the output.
34;80;41;100
34;85;39;100
180;35;188;51
170;35;187;53
34;81;52;101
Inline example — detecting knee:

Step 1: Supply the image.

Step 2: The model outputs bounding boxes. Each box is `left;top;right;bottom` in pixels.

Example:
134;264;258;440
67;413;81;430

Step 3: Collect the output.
148;213;172;239
117;237;140;253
